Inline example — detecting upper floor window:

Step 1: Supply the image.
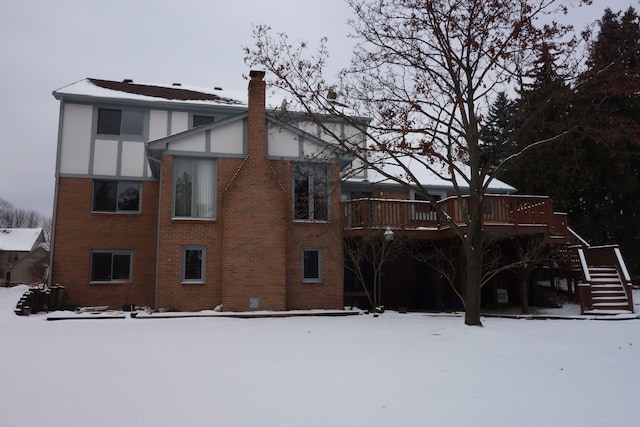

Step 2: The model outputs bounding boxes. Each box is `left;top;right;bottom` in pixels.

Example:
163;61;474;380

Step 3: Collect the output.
193;115;215;127
173;158;216;219
92;180;141;213
6;252;19;264
97;108;144;136
294;164;329;221
90;250;132;282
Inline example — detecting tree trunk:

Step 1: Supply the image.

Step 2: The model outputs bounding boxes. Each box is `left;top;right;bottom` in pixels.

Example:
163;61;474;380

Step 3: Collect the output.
464;245;483;325
463;200;485;326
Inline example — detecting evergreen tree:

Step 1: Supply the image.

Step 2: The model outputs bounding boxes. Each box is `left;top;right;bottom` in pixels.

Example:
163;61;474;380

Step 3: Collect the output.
573;7;640;279
502;8;640;280
498;43;573;194
479;91;517;170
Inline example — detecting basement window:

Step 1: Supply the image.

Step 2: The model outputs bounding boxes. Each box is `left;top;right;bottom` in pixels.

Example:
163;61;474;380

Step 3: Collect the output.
90;251;132;282
182;246;205;283
302;247;322;283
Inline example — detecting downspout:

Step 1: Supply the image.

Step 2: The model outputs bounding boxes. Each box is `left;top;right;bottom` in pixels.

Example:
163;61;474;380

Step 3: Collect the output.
48;176;59;288
149;155;163;310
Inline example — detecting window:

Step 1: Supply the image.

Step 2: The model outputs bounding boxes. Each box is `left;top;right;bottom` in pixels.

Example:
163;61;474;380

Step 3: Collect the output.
6;252;19;264
182;246;205;283
90;251;132;282
411;190;442;221
92;180;141;212
193;115;215;127
302;248;322;282
173;158;216;218
294;164;329;221
97;108;144;136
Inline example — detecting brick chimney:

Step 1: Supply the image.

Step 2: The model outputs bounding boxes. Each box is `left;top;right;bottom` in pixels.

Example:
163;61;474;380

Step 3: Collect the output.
247;70;266;156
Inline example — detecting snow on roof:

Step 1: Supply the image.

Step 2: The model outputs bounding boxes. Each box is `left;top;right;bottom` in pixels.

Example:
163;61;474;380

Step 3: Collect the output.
0;228;44;252
53;78;247;107
347;155;515;192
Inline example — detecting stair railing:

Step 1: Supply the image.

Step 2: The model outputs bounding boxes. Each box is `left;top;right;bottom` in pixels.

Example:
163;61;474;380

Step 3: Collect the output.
576;247;592;314
614;247;634;312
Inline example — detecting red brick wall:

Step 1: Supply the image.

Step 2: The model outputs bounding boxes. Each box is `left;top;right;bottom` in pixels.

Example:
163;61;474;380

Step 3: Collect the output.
284;163;344;310
51;178;158;308
156;153;344;312
155;154;225;312
219;157;288;311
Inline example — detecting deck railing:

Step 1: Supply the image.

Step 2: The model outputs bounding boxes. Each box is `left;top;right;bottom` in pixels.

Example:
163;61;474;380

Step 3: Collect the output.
342;194;567;238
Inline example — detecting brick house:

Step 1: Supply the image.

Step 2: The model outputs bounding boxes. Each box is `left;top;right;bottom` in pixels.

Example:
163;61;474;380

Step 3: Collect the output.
51;71;349;311
50;71;634;314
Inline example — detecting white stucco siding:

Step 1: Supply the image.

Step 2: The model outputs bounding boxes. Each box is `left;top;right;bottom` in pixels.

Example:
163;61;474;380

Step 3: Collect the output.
93;139;118;175
319;122;341;145
149;110;169;141
341;124;365;178
211;121;243;154
267;125;299;157
59;103;92;174
343;124;364;147
302;139;332;160
167;133;205;152
171;111;189;134
121;141;145;177
298;120;320;137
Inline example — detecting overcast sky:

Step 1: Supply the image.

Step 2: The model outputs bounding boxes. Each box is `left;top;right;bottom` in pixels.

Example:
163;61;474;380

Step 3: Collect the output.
0;0;621;216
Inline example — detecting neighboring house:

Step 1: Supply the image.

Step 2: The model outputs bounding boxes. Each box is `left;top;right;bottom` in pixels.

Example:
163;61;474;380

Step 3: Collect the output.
50;71;634;314
0;228;48;286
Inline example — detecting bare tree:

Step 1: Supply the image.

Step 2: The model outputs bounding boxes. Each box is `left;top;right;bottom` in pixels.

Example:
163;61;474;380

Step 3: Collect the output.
344;229;406;314
245;0;589;325
407;238;464;309
481;234;555;314
0;197;51;241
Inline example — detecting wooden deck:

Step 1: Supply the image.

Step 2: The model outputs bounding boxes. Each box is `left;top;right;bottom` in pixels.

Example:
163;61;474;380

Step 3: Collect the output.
342;194;569;241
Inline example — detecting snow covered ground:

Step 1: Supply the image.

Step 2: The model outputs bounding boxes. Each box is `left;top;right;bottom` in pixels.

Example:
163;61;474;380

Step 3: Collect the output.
1;285;638;427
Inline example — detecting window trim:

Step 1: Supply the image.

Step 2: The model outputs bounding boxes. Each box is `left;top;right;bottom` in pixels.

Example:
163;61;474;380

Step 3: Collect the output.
90;250;133;284
182;246;205;284
191;114;215;128
92;180;142;213
302;247;322;283
96;107;145;137
172;157;217;220
293;163;330;222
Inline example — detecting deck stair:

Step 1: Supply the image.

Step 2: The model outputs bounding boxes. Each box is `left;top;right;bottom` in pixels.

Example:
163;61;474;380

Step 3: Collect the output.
587;267;632;313
574;244;635;315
